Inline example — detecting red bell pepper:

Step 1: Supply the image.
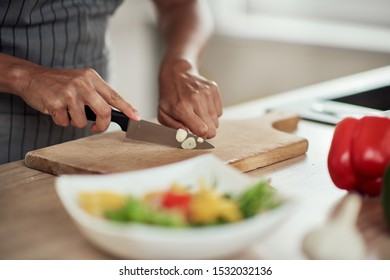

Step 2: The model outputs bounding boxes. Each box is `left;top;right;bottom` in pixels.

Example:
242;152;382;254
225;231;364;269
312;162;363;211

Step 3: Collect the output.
328;115;390;196
161;191;191;210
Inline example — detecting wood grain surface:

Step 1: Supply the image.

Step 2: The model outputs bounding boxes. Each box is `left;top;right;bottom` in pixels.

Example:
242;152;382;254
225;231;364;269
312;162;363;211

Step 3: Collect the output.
24;111;308;175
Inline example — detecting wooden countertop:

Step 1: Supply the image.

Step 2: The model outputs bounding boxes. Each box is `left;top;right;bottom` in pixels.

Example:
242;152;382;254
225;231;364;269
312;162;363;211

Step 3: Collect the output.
1;66;390;260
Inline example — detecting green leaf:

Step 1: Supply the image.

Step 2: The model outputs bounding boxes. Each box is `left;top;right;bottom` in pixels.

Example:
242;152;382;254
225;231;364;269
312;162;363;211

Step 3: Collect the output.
238;180;281;218
149;211;187;227
104;197;187;227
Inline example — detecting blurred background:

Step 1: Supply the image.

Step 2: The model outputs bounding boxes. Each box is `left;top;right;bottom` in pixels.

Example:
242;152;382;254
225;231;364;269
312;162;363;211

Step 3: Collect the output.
107;0;390;119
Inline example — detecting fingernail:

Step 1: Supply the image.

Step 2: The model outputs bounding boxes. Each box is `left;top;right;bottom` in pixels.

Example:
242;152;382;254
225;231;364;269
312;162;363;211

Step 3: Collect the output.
90;123;97;133
134;111;142;121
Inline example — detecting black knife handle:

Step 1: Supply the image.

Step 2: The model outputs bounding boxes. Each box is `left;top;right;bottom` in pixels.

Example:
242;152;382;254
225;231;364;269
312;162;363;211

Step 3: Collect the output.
84;105;129;132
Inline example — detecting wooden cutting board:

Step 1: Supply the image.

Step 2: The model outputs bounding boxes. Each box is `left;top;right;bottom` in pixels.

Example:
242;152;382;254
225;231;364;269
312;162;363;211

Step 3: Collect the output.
25;111;308;175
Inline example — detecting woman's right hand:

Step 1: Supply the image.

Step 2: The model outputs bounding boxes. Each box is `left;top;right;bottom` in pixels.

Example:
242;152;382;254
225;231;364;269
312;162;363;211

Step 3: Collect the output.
0;53;140;132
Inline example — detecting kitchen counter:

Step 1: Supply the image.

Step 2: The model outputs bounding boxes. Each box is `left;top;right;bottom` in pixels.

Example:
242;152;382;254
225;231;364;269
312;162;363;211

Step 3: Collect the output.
1;66;390;260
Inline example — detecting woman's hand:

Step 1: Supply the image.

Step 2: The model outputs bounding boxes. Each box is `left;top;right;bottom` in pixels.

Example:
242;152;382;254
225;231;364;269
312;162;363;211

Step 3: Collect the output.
158;59;222;139
2;54;140;133
152;0;221;139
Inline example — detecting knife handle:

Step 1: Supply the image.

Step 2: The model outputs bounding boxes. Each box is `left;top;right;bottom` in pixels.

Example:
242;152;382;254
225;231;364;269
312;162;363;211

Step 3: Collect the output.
84;106;129;132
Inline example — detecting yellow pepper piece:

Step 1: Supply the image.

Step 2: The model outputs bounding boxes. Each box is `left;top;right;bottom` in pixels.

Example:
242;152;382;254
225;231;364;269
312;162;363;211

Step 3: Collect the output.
189;186;242;224
78;191;127;216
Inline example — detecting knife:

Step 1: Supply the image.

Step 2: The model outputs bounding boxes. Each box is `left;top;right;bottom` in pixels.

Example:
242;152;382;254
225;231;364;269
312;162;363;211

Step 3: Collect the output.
84;106;214;149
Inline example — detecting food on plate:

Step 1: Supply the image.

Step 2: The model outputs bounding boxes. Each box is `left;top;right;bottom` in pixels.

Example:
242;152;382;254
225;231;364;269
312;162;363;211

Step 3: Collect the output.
79;191;127;216
327;116;390;196
78;179;281;227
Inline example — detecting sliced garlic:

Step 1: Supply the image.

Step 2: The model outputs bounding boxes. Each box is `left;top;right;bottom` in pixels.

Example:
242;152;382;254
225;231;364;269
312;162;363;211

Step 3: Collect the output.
181;137;197;150
197;137;204;143
176;128;188;143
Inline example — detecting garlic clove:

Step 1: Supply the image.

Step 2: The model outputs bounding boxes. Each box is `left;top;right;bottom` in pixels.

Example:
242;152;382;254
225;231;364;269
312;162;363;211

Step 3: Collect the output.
181;137;197;150
302;193;366;260
302;222;366;260
176;128;188;143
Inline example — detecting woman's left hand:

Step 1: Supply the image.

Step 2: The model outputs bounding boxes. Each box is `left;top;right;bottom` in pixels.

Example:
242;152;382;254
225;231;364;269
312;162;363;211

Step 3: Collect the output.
157;59;222;139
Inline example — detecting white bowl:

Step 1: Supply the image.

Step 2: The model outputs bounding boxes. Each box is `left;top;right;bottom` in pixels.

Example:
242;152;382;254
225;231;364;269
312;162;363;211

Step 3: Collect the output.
55;154;292;259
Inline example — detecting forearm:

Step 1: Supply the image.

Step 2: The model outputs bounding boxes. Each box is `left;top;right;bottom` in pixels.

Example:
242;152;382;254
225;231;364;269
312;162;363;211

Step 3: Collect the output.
0;53;33;96
150;0;222;139
153;0;214;72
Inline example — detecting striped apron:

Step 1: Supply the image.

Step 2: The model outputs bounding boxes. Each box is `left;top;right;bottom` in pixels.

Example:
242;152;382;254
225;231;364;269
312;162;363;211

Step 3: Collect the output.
0;0;123;163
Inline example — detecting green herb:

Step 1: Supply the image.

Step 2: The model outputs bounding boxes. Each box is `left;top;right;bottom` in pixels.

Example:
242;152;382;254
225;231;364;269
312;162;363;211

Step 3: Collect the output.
238;180;281;218
104;197;187;227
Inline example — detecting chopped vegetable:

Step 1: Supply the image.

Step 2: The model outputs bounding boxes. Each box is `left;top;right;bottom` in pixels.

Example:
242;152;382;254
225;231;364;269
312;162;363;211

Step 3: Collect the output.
78;179;281;228
78;191;127;217
238;180;281;218
181;137;196;150
176;128;188;143
162;191;191;209
176;129;205;149
106;197;188;227
189;185;242;224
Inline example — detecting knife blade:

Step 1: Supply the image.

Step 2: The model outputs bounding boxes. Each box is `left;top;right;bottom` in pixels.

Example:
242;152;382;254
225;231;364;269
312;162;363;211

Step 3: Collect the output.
84;106;214;149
